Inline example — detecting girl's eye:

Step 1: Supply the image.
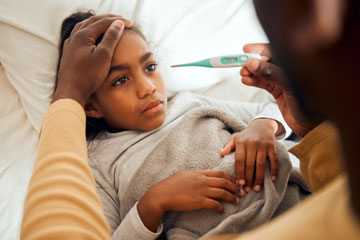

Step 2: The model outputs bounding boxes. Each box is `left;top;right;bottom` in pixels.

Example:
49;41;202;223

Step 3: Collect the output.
112;76;129;86
145;62;158;73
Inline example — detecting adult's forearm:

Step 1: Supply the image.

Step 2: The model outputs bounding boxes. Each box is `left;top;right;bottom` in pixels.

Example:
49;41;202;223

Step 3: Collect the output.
21;99;111;240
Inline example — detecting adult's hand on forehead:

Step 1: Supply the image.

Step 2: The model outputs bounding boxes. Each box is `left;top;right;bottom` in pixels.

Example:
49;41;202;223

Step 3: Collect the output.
240;43;320;137
53;15;133;107
70;14;133;36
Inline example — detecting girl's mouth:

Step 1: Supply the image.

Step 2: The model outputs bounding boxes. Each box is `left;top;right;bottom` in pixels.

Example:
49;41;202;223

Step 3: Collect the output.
143;100;163;114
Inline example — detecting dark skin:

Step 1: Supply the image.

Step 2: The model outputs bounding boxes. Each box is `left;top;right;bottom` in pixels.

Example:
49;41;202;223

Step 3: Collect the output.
138;170;240;232
250;0;360;218
240;43;321;138
221;118;279;193
53;14;134;107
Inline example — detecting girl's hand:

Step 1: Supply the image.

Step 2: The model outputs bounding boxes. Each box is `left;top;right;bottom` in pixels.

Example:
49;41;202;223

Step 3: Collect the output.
137;170;239;232
220;119;278;193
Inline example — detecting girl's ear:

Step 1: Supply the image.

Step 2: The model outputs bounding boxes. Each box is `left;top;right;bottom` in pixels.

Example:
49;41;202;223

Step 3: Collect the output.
84;99;103;118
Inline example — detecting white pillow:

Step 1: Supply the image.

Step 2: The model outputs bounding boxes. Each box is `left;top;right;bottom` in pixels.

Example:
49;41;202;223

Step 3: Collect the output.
0;0;267;131
0;63;38;240
0;0;101;131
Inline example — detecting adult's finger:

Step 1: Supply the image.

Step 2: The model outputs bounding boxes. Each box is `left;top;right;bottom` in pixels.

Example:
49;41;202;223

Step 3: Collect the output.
207;188;239;205
243;43;272;59
253;147;267;192
83;17;133;34
235;143;246;186
94;20;125;58
79;14;133;29
207;177;238;195
240;67;252;77
70;14;117;36
82;17;127;42
268;147;278;181
242;76;284;100
246;58;287;87
71;14;132;36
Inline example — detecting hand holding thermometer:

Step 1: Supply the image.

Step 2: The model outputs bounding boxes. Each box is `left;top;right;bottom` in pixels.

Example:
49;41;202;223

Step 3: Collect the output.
171;53;261;68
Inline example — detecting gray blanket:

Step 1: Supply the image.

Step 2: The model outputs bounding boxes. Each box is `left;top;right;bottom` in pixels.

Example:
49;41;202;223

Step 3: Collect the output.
120;107;309;239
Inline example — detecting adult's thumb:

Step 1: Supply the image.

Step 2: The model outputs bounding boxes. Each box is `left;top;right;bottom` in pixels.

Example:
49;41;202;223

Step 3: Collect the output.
246;58;285;86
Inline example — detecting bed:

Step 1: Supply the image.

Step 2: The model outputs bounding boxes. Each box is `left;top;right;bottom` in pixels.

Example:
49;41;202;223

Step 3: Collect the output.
0;1;298;239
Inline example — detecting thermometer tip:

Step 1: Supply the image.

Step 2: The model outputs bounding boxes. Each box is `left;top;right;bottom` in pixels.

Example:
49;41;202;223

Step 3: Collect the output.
171;65;179;68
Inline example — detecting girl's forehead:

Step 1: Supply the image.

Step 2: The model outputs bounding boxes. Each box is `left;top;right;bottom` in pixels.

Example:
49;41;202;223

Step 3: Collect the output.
114;30;149;56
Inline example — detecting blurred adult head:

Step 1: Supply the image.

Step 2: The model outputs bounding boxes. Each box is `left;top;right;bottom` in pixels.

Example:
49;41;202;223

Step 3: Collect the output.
253;0;360;216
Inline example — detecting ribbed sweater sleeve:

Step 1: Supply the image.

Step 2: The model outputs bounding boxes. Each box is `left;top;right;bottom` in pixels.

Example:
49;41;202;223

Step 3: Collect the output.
289;121;343;192
21;99;111;240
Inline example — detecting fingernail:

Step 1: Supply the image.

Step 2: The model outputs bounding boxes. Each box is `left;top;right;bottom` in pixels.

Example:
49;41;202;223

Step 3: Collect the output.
236;197;240;204
272;176;276;181
245;187;251;193
254;185;261;192
239;179;245;186
127;19;134;25
113;20;124;28
239;188;245;196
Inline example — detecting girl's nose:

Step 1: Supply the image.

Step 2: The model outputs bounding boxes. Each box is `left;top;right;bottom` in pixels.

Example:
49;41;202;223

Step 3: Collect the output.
137;76;156;99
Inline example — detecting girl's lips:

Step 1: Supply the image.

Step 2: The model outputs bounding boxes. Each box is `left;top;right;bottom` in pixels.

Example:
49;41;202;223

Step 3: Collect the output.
143;100;163;113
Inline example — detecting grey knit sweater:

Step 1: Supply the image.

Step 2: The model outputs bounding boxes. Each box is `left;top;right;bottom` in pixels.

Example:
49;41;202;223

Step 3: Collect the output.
88;92;298;240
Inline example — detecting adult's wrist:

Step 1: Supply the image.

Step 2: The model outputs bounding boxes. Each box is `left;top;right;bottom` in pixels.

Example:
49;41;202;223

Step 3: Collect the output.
52;87;89;108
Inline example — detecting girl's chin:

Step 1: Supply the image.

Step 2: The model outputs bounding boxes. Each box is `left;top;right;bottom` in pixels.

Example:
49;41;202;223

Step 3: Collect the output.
142;115;166;131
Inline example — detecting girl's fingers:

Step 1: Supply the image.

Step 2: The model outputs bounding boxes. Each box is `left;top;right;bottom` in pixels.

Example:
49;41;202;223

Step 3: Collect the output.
235;143;246;186
206;188;239;205
268;146;278;181
239;186;245;196
244;145;257;192
206;177;238;195
253;147;267;192
220;138;235;157
201;170;236;184
203;199;225;214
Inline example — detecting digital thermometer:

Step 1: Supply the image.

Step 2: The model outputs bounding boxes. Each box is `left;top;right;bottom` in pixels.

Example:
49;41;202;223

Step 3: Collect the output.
171;53;261;68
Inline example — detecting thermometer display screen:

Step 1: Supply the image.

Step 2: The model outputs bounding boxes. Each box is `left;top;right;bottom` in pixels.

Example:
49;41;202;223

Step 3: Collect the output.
224;57;238;63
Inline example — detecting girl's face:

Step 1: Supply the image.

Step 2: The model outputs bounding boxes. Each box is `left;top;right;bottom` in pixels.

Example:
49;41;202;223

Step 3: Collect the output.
86;30;167;131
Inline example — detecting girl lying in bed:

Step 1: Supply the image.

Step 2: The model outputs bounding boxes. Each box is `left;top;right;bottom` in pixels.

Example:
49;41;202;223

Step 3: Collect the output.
55;11;309;240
